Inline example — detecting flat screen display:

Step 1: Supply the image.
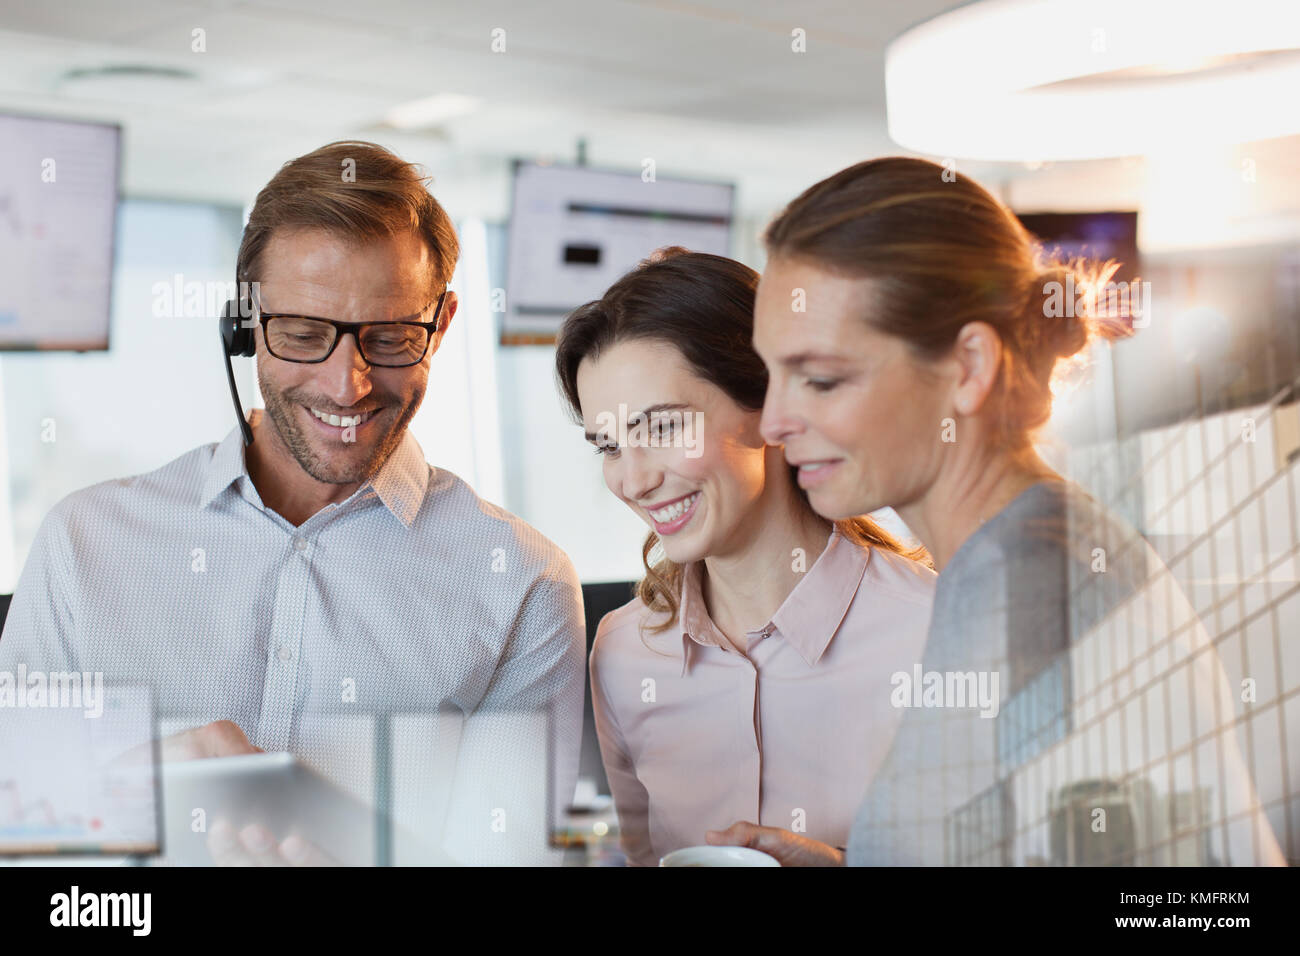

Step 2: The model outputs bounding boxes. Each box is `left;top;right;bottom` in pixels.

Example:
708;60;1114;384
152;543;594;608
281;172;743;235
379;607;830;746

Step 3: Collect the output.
503;161;734;343
0;112;120;351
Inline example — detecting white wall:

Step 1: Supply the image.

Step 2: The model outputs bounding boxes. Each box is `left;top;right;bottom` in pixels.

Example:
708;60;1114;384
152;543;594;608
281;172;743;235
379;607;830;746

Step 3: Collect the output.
495;345;648;584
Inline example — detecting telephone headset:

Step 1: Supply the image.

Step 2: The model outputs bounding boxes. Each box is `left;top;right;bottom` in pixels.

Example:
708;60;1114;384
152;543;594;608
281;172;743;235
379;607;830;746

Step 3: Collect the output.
219;281;257;447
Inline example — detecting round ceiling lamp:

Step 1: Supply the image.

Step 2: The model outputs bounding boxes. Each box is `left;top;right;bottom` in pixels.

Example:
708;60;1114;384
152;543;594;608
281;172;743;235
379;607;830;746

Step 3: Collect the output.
885;0;1300;161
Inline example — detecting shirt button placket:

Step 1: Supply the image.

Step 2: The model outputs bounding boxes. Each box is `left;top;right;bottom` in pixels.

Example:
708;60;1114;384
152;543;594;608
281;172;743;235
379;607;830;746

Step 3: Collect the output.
256;534;312;751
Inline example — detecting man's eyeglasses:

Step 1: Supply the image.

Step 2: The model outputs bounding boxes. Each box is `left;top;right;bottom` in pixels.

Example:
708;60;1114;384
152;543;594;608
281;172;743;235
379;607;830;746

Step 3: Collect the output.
257;292;448;368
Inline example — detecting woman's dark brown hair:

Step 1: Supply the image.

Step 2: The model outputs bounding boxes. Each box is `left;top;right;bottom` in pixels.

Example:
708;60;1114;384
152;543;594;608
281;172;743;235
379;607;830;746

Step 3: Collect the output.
555;247;929;633
764;157;1131;446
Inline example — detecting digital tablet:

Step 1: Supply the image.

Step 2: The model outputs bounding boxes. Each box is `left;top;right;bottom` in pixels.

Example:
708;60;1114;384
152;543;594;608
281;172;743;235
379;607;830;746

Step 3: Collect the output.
161;752;384;866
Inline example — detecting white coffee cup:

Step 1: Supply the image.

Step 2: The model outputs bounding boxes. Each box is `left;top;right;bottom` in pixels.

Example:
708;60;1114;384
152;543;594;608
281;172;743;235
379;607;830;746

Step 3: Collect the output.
659;845;780;867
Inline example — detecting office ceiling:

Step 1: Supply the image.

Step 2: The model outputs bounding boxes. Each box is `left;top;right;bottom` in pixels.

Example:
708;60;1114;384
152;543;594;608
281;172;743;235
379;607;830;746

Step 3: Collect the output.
2;0;1298;241
0;0;969;217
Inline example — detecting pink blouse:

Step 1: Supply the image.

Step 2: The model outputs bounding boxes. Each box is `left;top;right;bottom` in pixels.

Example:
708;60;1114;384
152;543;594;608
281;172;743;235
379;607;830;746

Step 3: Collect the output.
589;528;937;865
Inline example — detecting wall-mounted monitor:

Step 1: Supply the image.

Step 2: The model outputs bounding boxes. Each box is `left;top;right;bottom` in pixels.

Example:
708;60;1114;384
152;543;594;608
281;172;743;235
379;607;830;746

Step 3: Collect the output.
1017;210;1140;285
0;111;121;351
503;161;734;344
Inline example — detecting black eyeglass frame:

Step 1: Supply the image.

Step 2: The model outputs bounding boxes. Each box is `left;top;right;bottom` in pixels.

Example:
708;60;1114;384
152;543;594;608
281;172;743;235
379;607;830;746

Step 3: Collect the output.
256;291;449;367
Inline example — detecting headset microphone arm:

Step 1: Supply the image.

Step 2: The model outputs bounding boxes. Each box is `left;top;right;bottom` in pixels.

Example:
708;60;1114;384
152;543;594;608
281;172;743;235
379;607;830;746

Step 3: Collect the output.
222;333;254;446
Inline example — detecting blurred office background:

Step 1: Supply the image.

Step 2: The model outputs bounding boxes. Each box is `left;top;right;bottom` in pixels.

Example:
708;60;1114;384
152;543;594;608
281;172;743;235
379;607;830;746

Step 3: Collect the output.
1;0;1298;863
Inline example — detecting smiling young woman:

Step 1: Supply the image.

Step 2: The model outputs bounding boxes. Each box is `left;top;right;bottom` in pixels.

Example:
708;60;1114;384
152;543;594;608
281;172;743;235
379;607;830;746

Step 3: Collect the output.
555;247;936;866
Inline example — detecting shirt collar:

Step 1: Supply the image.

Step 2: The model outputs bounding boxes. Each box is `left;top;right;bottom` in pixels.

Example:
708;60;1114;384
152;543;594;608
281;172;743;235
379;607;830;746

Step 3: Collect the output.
771;528;870;667
367;428;430;527
199;416;429;528
676;560;730;676
199;421;251;509
675;526;870;674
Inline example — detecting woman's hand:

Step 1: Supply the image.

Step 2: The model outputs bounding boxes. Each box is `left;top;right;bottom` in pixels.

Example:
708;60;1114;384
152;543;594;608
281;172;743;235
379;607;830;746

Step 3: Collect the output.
705;821;846;867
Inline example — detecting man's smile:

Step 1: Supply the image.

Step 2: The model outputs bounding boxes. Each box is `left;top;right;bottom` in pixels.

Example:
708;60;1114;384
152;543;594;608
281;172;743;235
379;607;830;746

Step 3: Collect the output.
306;406;379;428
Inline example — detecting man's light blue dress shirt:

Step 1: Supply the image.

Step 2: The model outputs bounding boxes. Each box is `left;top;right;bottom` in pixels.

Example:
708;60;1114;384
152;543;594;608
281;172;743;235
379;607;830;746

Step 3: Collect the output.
0;418;586;863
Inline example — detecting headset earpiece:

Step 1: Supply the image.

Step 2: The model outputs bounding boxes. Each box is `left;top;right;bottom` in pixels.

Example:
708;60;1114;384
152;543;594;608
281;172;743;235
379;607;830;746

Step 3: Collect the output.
220;296;256;357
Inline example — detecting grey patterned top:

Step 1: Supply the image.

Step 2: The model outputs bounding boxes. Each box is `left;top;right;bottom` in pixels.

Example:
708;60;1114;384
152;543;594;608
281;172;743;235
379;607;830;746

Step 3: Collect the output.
846;480;1283;866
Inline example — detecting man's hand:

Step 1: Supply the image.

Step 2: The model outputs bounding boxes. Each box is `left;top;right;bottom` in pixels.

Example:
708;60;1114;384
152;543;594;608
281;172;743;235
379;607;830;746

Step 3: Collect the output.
161;719;263;762
147;721;337;865
705;821;846;867
116;718;262;767
207;820;338;866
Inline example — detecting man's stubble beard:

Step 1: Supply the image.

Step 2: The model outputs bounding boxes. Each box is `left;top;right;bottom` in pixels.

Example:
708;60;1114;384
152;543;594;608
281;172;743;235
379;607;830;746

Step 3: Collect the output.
259;375;425;485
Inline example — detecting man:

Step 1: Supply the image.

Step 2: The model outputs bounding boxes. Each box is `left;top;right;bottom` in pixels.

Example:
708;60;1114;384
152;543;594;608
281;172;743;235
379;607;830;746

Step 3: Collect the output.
0;141;585;865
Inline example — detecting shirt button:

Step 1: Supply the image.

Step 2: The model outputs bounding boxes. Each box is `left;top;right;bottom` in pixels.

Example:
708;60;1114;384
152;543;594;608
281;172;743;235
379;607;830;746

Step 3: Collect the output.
276;646;293;662
293;537;308;552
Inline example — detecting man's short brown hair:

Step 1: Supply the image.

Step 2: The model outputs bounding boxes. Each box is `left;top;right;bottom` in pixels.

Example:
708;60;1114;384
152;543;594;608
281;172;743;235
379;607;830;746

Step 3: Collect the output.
236;140;460;296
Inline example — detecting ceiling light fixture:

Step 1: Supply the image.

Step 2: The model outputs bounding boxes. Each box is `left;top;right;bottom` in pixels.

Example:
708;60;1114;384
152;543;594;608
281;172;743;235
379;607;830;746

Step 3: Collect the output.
885;0;1300;161
384;93;480;130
